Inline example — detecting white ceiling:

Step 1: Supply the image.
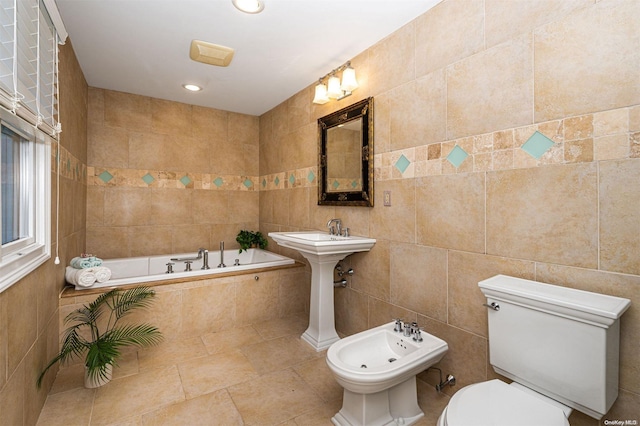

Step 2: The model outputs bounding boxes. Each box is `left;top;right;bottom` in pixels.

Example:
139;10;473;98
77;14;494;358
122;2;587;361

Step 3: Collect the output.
55;0;442;116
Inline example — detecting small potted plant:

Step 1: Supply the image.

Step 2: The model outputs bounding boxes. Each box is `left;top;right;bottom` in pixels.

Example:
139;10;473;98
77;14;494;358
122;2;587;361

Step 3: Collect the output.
236;229;268;253
37;286;163;389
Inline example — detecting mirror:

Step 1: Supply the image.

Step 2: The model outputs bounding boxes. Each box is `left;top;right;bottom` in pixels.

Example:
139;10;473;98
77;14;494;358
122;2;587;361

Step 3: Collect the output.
318;97;373;207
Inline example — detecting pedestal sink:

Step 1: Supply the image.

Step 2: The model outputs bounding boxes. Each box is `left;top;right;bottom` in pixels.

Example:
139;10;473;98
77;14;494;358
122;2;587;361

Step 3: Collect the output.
268;231;376;351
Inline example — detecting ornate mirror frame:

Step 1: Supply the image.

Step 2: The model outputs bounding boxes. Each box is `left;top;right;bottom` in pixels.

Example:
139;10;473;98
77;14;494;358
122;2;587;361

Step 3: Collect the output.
318;97;374;207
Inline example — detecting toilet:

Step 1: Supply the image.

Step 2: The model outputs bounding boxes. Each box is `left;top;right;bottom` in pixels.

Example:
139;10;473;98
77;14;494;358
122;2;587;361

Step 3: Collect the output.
437;274;631;426
326;321;448;426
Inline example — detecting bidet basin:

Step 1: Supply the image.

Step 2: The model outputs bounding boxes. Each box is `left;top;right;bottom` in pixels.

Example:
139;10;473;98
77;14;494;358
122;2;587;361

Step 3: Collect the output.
268;232;376;257
327;321;448;394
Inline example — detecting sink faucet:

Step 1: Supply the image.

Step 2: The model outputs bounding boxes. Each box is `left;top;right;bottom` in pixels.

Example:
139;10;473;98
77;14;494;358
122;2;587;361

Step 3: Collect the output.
327;218;342;236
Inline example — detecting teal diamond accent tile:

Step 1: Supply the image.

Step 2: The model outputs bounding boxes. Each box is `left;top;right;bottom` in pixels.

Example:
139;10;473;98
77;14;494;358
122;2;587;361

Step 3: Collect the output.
66;159;71;171
332;180;340;189
98;170;113;183
180;175;192;187
521;131;555;159
274;176;280;186
351;180;358;188
262;178;267;188
213;177;224;187
446;145;469;168
307;170;315;182
395;154;411;174
141;173;155;185
243;179;253;188
289;174;295;185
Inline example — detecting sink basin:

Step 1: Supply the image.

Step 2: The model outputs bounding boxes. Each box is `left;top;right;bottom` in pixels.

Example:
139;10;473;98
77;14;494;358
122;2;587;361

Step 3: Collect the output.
268;232;376;257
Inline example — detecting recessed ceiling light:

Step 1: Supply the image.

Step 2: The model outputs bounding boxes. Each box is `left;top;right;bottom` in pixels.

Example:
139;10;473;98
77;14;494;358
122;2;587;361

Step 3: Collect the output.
182;84;202;92
232;0;264;14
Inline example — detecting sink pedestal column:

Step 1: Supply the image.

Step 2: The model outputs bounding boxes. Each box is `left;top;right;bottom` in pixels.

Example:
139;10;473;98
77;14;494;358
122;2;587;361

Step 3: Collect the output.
298;252;346;351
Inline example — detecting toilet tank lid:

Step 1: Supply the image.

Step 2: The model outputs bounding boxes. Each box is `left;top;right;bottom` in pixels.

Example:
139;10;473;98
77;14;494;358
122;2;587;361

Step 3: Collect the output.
479;275;631;322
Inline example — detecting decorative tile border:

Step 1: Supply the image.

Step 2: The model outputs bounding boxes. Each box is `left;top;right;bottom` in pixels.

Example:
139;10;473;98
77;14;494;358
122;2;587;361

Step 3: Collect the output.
87;166;258;191
261;166;317;191
52;143;87;183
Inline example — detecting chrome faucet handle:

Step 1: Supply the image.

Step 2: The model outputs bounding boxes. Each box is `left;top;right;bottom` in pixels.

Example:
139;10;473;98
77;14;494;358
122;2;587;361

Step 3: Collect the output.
413;328;424;342
341;227;349;237
184;260;192;272
403;323;412;337
393;318;403;332
165;262;174;274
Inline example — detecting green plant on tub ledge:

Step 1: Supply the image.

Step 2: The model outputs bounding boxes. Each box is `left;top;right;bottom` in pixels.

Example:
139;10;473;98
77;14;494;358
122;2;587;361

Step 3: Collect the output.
37;286;163;389
236;229;268;253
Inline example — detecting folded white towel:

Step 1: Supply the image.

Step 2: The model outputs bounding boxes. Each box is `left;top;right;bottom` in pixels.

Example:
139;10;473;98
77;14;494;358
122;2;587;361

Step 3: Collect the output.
65;266;97;288
93;266;112;283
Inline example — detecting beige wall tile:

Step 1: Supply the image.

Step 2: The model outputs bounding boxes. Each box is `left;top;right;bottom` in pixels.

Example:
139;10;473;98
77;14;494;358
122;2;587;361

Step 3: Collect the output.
87;121;129;168
350;240;390;302
594;109;629;137
129;226;173;257
415;0;484;77
370;179;415;243
389;70;447;151
151;98;192;137
86;186;105;227
599;159;640;275
180;281;236;336
334;288;368;336
6;277;38;375
390;243;447;321
486;163;598;267
367;297;417;330
630;106;640;132
534;0;640;122
149;188;192;226
484;0;592;48
86;226;130;259
448;251;535;337
0;291;6;389
594;134;630;161
192;106;227;142
192;190;229;225
236;273;279;326
447;34;533;139
104;187;151;226
171;224;212;254
367;22;415;95
104;90;152;132
416;172;485;253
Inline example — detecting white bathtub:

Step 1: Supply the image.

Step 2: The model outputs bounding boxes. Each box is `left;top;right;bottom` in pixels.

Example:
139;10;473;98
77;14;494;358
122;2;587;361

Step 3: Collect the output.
72;248;295;290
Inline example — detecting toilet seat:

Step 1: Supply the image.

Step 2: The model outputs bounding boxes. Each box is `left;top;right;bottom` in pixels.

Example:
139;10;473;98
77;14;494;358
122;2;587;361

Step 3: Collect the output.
440;380;569;426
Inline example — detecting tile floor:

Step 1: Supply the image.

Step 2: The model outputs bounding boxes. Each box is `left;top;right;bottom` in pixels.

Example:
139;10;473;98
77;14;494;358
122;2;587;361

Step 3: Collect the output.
36;314;450;425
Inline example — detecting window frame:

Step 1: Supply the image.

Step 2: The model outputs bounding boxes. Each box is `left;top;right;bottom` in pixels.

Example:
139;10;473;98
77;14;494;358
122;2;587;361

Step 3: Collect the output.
0;106;51;292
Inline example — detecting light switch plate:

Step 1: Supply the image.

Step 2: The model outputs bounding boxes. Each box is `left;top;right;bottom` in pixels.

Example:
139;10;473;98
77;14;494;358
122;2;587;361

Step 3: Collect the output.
383;191;391;206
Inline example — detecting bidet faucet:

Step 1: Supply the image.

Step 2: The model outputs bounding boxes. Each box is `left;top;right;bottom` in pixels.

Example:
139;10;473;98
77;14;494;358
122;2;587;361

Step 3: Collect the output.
327;218;342;236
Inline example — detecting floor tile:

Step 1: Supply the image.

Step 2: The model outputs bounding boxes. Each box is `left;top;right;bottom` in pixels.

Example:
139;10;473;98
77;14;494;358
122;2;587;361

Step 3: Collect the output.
138;335;207;371
228;368;325;425
36;387;95;426
141;389;243;425
91;365;185;424
201;325;264;354
292;399;343;425
251;314;308;340
178;349;258;399
241;335;318;375
293;356;343;402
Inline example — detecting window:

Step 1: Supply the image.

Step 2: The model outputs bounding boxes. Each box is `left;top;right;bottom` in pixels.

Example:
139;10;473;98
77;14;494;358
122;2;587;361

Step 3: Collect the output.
0;107;50;292
0;0;66;292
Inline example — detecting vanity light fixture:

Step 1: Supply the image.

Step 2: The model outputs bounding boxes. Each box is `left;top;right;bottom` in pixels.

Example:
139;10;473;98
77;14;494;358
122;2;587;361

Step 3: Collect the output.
232;0;264;14
312;61;358;105
182;84;202;92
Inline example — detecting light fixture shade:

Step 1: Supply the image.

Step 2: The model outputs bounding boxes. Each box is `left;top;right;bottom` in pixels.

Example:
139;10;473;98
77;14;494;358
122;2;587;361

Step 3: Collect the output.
341;66;358;92
327;75;342;99
232;0;264;14
313;83;329;104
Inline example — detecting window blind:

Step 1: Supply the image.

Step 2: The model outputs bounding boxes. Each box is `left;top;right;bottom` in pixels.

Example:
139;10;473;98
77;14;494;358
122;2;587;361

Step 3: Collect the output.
0;0;67;137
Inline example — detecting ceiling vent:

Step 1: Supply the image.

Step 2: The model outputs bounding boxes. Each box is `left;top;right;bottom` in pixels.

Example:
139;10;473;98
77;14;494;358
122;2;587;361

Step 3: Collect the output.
189;40;235;67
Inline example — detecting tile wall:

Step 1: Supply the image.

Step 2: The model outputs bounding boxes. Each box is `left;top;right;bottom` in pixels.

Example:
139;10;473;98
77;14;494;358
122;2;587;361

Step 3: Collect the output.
259;0;640;424
85;88;261;258
0;42;88;424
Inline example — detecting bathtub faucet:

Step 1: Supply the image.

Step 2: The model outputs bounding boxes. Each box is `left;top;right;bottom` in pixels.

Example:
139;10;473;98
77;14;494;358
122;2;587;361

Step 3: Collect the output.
218;241;226;268
199;248;210;270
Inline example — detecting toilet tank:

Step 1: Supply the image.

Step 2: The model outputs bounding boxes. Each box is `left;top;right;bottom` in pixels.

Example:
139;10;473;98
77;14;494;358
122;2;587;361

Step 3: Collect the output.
479;275;630;420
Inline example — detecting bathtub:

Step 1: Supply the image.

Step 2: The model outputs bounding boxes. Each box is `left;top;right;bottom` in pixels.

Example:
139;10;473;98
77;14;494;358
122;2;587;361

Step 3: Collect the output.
72;248;295;290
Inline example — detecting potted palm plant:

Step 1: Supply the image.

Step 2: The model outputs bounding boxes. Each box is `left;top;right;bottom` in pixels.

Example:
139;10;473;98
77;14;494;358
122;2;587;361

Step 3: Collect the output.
37;286;163;389
236;229;268;253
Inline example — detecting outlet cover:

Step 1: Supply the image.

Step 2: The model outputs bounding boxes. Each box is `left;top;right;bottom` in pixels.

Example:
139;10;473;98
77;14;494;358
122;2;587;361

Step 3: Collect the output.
383;191;391;206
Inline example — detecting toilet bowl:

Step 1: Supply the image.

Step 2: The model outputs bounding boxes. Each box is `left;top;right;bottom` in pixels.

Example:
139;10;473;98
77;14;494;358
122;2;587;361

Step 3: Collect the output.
436;380;571;426
436;275;631;426
326;321;448;426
